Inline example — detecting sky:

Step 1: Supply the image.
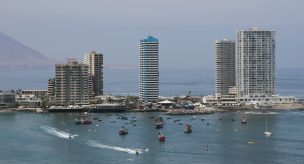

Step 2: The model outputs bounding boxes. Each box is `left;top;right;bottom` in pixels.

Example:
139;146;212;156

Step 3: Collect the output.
1;0;304;70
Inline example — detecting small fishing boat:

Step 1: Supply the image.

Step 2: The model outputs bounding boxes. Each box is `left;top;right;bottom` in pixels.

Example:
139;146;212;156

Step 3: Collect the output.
117;116;128;120
241;116;247;124
119;126;128;136
155;121;164;129
158;132;165;142
74;117;92;124
184;124;192;133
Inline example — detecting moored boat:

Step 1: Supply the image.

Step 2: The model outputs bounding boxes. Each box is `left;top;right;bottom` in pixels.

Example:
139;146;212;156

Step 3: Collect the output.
119;126;128;136
74;117;92;124
117;116;128;120
155;121;164;129
184;124;192;133
158;132;165;142
241;116;247;124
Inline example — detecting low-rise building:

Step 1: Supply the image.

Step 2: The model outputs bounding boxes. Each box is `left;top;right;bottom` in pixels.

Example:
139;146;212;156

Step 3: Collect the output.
239;95;295;106
21;90;47;98
0;93;16;108
15;96;41;108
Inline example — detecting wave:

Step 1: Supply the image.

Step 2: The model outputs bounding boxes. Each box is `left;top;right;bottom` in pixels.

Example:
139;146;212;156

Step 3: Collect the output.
40;126;78;139
244;111;280;115
87;140;148;155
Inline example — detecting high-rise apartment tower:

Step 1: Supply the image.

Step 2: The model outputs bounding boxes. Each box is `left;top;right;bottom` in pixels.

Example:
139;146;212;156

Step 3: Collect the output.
139;36;159;102
84;51;103;96
236;28;276;97
54;59;90;106
215;39;236;97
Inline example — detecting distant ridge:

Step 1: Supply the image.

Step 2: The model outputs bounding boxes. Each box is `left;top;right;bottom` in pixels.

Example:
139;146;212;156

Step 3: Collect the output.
0;31;56;70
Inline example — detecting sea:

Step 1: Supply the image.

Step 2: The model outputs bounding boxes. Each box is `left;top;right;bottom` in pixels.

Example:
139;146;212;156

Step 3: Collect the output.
0;111;304;164
0;68;304;98
0;68;304;164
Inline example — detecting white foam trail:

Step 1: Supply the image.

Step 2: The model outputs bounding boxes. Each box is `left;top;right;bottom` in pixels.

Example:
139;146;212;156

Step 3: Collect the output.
244;111;280;115
40;126;78;139
87;140;148;155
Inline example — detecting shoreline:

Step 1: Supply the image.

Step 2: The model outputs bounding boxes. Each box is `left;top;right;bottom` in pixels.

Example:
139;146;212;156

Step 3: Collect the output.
1;103;303;115
0;108;44;113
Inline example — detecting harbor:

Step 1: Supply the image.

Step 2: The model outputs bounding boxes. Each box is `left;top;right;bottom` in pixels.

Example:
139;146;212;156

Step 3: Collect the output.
1;110;303;163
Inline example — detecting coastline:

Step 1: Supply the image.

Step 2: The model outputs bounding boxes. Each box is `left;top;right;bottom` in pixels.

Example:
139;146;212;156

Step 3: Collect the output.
0;108;44;113
1;102;303;115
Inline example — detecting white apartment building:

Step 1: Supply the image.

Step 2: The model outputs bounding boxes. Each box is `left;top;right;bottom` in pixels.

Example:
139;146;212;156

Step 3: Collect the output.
139;36;159;102
236;28;276;97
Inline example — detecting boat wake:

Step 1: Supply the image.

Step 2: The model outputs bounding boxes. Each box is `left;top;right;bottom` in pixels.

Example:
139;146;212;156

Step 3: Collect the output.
40;126;78;139
87;140;149;155
244;111;280;115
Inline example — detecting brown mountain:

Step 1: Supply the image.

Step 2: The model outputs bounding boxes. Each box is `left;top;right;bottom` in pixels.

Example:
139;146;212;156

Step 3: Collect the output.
0;31;56;70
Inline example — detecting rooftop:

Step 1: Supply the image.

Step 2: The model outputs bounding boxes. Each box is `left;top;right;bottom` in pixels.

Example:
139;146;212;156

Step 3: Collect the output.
140;36;158;43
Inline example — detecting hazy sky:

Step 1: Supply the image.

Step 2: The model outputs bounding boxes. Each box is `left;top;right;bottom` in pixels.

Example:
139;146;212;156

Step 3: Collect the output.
1;0;304;69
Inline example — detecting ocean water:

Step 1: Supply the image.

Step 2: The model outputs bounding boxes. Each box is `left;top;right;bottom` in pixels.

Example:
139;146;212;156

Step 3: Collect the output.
0;68;303;98
0;111;304;164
